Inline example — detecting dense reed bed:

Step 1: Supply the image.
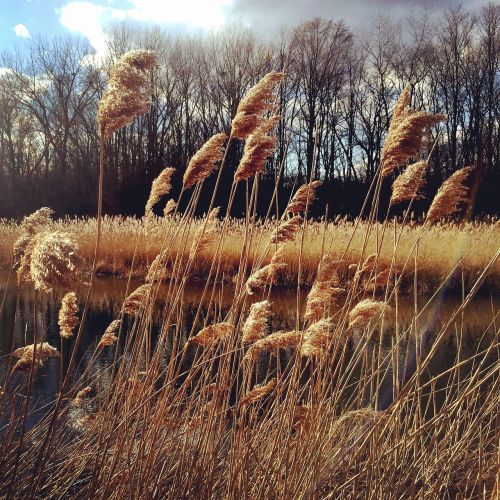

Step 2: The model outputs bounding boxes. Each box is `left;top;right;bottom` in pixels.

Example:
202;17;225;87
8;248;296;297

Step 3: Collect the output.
1;215;498;294
0;53;499;499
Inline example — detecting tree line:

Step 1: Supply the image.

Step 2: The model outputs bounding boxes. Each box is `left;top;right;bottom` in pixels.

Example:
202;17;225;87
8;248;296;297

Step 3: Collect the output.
0;4;499;219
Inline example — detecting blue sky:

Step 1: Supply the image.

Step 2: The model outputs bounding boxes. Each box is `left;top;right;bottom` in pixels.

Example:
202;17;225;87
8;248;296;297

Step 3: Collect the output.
0;0;494;54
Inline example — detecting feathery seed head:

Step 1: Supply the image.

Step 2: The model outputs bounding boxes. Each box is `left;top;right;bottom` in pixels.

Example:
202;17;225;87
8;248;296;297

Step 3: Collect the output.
98;50;157;138
246;246;287;295
29;231;80;293
190;322;233;347
391;160;427;205
239;379;276;406
426;166;473;224
145;167;175;217
231;72;284;139
97;319;121;350
244;330;301;363
348;299;391;330
286;180;322;214
183;133;227;189
242;300;272;345
58;292;79;339
122;284;151;317
270;215;302;244
234;115;279;181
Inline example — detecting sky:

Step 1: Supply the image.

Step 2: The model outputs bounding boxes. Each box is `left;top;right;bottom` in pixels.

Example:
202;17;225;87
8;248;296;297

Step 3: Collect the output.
0;0;494;55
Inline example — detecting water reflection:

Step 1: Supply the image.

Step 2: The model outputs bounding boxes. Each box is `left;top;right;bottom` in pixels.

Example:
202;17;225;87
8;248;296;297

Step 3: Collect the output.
1;268;498;424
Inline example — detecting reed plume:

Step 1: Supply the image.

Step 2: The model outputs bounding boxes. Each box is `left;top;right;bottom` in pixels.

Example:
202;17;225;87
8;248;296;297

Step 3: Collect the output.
305;256;343;323
14;207;54;284
145;252;168;283
145;167;175;218
189;322;233;347
242;300;271;345
58;292;79;339
189;208;220;259
29;231;80;293
98;50;157;138
12;342;60;373
231;72;284;139
286;180;322;214
348;299;391;330
183;133;227;189
426;166;473;224
239;379;276;406
270;215;302;244
234;116;279;181
381;85;444;178
97;320;121;350
163;199;176;217
122;284;151;317
246;246;286;295
390;160;427;205
300;318;334;358
244;330;301;363
72;386;93;407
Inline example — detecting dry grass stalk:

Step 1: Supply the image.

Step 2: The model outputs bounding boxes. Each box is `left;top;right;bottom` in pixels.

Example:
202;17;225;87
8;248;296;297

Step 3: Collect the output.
300;318;334;358
381;85;444;178
29;231;80;293
189;322;233;347
72;386;93;407
183;133;227;189
239;379;276;406
145;167;175;217
189;208;220;259
231;72;284;139
426;166;473;224
234;116;279;181
244;330;301;363
270;215;302;244
242;300;271;345
12;342;60;373
390;160;427;205
348;299;391;330
246;246;287;295
286;180;322;214
98;50;157;138
163;199;176;217
97;320;121;350
122;284;151;317
305;256;342;323
58;292;79;339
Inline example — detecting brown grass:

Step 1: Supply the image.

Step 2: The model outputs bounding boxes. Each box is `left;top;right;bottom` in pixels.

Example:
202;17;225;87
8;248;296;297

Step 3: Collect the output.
1;215;498;293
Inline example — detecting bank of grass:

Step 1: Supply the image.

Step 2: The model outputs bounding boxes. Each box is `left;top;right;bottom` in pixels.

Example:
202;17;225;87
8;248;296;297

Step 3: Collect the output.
1;215;499;294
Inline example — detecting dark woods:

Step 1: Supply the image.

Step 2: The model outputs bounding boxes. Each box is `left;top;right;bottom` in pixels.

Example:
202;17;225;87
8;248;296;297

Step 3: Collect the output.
1;5;499;219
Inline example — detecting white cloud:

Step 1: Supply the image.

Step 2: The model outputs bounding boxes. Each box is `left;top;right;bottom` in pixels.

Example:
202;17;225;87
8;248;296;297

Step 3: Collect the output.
58;2;109;54
14;23;31;38
125;0;233;29
58;0;234;50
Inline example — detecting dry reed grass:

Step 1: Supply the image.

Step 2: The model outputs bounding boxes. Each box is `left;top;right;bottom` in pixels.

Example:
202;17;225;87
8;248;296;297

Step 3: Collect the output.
0;69;498;500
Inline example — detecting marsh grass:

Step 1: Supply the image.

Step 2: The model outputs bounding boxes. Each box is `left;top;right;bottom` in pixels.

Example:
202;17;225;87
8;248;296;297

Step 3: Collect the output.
0;62;499;499
1;215;498;294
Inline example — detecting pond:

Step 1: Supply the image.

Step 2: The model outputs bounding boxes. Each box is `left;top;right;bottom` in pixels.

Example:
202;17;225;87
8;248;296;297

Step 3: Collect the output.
1;268;499;428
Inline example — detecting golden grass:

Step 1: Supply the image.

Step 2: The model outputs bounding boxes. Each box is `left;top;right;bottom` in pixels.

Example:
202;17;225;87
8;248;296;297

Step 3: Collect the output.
1;63;499;499
1;215;498;293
